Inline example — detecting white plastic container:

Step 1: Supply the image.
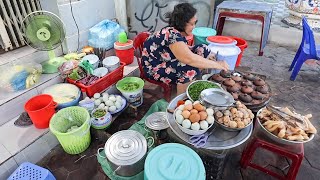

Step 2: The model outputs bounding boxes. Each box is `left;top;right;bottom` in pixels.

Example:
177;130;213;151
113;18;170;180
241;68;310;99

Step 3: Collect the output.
102;56;120;72
207;36;241;74
82;54;99;69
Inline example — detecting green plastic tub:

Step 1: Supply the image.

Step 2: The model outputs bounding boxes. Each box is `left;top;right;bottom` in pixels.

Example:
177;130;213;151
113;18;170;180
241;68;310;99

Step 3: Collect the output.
192;27;217;45
49;106;91;154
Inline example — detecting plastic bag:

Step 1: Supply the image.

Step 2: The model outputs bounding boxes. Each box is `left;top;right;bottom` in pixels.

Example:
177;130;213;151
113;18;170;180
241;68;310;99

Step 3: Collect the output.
0;62;42;93
88;19;124;49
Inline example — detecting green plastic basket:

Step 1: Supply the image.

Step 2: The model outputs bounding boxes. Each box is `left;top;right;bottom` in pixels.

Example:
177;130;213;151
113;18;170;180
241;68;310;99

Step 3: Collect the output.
49;106;91;154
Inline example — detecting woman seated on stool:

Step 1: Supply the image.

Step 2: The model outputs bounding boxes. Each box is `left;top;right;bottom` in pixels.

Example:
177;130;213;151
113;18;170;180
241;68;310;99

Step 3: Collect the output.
142;3;229;95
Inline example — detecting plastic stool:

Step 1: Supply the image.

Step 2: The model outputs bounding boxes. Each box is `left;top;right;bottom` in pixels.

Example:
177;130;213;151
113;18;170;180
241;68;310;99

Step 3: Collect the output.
240;138;304;180
213;1;273;56
8;162;56;180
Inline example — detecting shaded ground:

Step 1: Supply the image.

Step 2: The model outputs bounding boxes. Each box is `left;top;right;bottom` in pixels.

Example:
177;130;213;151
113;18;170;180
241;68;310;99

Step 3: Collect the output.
38;42;320;180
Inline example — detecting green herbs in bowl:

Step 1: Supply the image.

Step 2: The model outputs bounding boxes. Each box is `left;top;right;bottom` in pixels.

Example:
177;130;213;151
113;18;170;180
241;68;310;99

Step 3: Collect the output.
187;80;220;101
122;82;140;91
92;109;107;118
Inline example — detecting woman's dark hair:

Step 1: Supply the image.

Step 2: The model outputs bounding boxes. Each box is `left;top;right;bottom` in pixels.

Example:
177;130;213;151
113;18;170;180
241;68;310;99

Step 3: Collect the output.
167;3;197;32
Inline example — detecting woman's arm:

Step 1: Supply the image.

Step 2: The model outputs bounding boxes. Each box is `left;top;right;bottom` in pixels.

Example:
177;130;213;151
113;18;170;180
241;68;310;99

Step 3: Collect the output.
169;41;229;70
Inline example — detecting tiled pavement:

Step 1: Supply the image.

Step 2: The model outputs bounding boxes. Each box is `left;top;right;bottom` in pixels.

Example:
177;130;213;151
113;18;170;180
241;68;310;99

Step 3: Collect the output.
37;42;320;180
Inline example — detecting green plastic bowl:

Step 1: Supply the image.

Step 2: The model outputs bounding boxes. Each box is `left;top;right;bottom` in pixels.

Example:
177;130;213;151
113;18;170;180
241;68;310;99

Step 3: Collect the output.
116;77;144;92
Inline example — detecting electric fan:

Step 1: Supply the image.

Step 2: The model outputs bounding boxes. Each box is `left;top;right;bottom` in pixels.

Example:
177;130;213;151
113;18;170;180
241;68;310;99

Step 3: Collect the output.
22;11;66;74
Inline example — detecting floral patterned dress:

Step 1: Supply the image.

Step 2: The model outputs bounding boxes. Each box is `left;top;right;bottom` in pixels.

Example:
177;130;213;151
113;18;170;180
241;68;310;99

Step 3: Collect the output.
141;27;214;84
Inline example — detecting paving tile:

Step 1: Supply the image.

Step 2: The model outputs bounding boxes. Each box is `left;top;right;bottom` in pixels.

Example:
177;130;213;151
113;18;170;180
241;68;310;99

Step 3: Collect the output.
0;116;48;156
0;143;11;164
0;158;18;179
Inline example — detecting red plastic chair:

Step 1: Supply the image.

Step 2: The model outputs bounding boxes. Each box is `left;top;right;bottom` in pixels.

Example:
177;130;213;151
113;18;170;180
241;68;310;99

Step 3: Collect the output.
240;138;304;180
133;32;172;101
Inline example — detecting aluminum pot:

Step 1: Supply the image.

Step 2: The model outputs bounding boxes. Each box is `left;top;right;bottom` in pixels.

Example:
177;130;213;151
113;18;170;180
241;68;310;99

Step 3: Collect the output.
98;130;153;177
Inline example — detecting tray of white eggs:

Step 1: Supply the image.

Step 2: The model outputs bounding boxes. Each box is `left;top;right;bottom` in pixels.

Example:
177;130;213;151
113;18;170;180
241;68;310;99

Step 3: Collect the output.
92;92;127;114
174;100;215;136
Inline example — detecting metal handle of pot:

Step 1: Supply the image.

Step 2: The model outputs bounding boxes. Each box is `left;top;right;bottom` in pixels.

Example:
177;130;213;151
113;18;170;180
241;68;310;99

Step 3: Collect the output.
146;136;154;148
97;148;106;158
112;165;122;176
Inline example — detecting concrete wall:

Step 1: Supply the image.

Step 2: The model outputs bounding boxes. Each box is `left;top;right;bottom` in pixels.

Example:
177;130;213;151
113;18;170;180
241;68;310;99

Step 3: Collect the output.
126;0;215;38
56;0;116;53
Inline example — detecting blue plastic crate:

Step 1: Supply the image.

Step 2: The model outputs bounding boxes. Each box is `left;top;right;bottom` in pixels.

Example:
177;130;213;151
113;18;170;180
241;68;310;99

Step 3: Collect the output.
8;162;55;180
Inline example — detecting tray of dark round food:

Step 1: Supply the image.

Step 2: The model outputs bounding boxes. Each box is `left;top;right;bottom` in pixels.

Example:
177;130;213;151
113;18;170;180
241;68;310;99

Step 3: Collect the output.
208;70;272;110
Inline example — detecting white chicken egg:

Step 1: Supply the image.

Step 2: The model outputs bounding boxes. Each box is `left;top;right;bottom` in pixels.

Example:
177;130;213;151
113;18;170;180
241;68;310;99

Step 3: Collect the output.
93;93;101;99
200;120;209;130
84;97;90;101
115;101;122;109
105;100;114;106
116;96;123;102
116;99;123;106
104;106;109;112
176;114;184;124
102;92;109;97
206;116;214;124
175;109;182;116
185;100;192;105
182;120;191;129
109;96;117;102
109;106;117;112
191;122;200;131
178;105;185;111
206;108;214;116
94;99;101;106
193;101;200;105
98;103;105;109
103;96;109;103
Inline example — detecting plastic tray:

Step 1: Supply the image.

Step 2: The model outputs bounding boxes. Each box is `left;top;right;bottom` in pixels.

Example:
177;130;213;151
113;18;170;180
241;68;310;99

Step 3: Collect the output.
67;62;125;97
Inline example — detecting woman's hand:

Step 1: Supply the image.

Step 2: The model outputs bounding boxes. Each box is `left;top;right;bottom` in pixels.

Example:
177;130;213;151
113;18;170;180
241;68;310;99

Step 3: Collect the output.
215;61;229;71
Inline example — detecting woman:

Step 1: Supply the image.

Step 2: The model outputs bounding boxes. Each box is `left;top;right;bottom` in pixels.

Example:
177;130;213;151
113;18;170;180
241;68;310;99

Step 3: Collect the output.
141;3;229;95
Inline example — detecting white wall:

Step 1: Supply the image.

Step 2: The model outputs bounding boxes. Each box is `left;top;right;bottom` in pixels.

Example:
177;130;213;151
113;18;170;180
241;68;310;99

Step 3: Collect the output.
126;0;215;38
41;0;116;53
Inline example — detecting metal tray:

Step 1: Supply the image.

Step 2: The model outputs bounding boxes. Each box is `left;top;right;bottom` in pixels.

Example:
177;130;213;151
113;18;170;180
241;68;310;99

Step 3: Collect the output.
200;88;235;107
166;93;253;150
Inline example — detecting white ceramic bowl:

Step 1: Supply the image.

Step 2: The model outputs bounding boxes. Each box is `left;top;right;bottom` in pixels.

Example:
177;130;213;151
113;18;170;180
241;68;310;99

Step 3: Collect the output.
82;54;99;69
103;56;120;72
186;80;221;102
93;67;109;78
91;108;112;129
174;108;214;136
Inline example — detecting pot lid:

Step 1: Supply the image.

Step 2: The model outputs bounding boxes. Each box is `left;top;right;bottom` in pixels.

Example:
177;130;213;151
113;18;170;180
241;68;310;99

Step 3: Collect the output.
200;88;235;107
207;36;234;44
145;112;169;131
114;39;133;50
144;143;206;180
105;130;147;166
192;27;216;37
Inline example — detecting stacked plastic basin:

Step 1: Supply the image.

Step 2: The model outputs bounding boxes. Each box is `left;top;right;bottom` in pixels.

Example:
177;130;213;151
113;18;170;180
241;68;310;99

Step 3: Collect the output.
192;27;217;45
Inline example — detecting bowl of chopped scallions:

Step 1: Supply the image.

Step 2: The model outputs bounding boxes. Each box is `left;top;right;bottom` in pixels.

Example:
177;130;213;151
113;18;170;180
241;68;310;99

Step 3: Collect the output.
186;80;221;101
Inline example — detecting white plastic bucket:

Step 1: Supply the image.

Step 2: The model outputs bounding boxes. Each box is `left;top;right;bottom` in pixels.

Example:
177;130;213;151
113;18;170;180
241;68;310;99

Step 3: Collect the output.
82;54;99;69
207;41;240;74
116;77;145;107
102;56;120;72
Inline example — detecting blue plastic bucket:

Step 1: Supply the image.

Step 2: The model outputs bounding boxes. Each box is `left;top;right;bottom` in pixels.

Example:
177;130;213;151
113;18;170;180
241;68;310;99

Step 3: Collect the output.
192;27;216;45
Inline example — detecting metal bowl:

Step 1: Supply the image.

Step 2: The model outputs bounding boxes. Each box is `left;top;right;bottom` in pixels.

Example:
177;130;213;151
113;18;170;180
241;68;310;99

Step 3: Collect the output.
186;80;221;102
215;117;253;132
256;108;315;145
173;108;214;136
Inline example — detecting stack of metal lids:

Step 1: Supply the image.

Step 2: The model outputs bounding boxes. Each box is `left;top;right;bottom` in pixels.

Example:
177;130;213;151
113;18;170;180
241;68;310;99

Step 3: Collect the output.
145;112;169;131
105;130;147;166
